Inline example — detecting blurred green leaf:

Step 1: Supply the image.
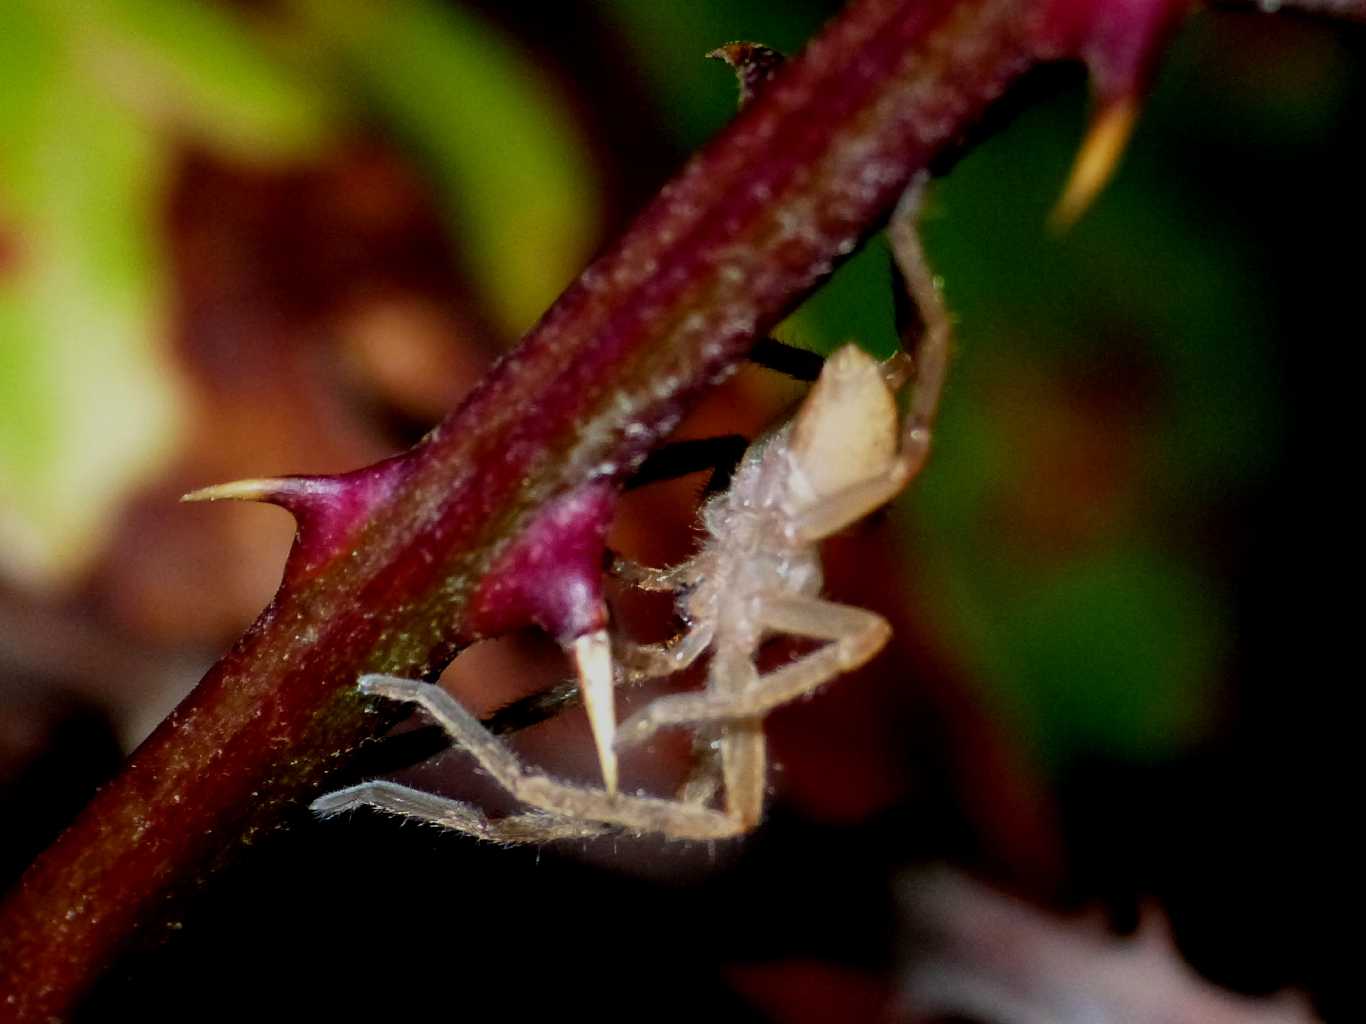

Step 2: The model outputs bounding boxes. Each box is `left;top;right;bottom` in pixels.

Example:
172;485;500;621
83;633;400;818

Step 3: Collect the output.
2;0;333;587
69;0;335;160
1000;551;1223;759
901;49;1286;765
291;0;601;336
1;48;182;586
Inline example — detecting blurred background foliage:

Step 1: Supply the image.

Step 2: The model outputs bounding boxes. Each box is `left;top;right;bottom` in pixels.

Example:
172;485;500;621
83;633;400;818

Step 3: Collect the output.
0;0;1357;1019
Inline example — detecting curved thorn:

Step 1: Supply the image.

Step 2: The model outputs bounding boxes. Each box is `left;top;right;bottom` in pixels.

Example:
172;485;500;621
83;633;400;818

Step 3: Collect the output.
1050;96;1138;231
180;477;303;505
179;474;352;514
572;629;618;795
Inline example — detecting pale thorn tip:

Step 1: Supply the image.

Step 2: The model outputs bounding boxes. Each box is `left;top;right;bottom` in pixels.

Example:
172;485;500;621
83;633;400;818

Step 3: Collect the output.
179;477;293;504
572;629;619;795
1050;97;1138;231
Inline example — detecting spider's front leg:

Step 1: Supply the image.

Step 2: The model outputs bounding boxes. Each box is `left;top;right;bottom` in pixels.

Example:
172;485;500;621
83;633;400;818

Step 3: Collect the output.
786;172;951;547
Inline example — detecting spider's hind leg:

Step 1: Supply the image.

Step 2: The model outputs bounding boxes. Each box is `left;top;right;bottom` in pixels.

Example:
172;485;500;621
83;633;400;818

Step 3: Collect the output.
312;780;611;844
615;594;890;747
316;675;747;841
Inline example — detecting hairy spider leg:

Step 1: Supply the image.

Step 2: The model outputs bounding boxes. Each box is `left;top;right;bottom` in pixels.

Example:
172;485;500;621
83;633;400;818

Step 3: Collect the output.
887;171;951;483
568;549;715;787
333;625;715;802
710;644;768;830
786;174;950;546
311;780;612;844
614;595;890;747
313;675;749;842
605;551;705;592
478;612;711;739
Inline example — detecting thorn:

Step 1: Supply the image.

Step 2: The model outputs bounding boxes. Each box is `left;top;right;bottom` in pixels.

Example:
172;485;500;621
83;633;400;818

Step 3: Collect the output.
1050;96;1138;231
180;477;310;505
181;465;409;582
572;629;618;795
180;474;356;519
706;42;785;109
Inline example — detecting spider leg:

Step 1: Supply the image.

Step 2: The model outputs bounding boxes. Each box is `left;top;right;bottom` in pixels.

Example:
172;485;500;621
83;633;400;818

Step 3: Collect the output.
312;780;611;844
786;173;951;546
713;647;768;830
627;434;750;496
609;643;771;831
618;624;714;680
886;171;951;485
315;675;747;841
615;594;889;746
606;551;704;592
784;468;914;545
479;624;713;737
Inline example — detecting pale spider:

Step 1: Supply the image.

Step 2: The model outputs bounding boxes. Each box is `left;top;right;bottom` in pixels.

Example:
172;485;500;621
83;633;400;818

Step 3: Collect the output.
312;179;948;843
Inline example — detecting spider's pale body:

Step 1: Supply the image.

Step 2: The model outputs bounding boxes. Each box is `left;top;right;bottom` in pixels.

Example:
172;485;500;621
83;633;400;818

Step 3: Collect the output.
682;426;830;657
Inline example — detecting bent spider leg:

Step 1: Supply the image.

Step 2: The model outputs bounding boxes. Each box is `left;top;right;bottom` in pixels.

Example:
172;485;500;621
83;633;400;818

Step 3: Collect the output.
617;623;714;680
605;550;704;592
312;780;612;844
712;646;768;830
615;595;890;746
479;623;712;738
785;173;952;545
886;171;951;482
335;675;747;841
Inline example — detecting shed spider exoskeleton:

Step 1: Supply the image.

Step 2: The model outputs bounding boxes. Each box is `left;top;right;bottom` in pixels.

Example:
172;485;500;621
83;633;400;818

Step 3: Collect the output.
312;179;948;843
